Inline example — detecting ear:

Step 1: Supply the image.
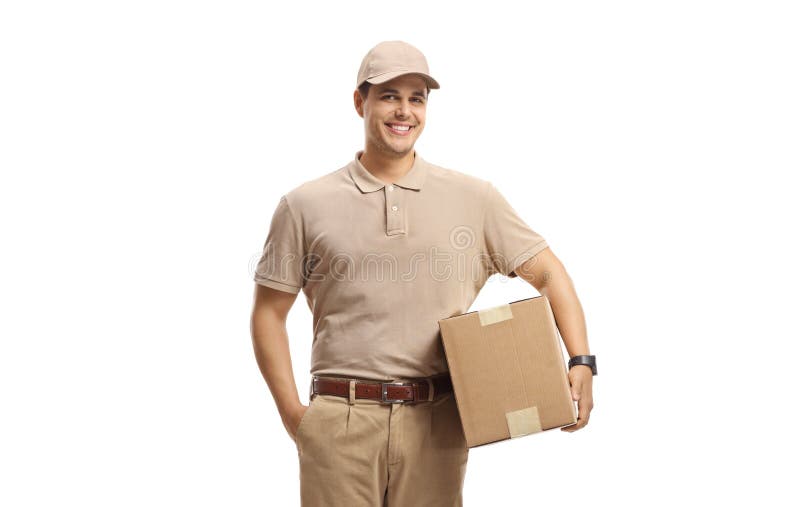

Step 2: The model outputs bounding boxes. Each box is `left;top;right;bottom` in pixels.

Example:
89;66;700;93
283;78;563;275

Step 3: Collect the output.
353;89;364;118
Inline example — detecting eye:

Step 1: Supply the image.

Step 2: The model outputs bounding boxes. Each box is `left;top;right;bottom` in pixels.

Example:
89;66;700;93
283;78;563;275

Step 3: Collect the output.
382;94;397;100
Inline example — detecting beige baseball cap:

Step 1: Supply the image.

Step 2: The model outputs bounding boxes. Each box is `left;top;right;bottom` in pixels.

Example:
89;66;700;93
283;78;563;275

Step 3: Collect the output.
356;40;440;91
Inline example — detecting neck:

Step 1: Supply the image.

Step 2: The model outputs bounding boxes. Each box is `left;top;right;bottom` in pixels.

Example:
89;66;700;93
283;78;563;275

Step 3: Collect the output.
358;147;415;185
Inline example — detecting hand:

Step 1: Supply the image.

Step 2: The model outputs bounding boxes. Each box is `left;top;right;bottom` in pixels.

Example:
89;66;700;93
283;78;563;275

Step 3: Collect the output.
283;403;309;443
561;365;594;432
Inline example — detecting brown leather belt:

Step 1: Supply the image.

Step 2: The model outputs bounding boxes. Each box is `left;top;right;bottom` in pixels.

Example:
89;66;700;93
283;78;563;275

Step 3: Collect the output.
310;374;453;404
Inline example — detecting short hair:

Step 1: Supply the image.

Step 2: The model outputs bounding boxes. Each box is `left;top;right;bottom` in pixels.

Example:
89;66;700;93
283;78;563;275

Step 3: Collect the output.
358;81;431;101
358;81;372;100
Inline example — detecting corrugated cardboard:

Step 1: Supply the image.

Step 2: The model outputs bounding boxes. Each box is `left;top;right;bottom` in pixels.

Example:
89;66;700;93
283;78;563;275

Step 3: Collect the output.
438;295;577;448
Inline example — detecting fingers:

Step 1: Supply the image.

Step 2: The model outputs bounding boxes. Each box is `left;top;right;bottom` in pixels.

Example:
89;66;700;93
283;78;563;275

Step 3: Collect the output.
561;391;593;432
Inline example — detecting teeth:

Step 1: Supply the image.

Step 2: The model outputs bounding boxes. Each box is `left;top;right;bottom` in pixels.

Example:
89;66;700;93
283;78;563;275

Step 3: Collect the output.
388;124;411;131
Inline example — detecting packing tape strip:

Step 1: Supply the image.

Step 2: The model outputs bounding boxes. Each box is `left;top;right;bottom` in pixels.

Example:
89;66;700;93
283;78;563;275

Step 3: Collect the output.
506;406;543;438
478;304;513;326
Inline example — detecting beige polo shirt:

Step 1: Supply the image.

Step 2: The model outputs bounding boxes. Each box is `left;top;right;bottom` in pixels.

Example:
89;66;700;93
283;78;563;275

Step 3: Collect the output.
254;150;549;381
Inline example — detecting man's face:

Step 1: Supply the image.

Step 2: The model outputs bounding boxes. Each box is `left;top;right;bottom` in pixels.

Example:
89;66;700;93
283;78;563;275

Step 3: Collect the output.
355;74;428;157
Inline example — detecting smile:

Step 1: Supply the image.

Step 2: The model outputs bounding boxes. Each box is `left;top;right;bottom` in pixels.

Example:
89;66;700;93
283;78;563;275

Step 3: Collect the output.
385;123;414;136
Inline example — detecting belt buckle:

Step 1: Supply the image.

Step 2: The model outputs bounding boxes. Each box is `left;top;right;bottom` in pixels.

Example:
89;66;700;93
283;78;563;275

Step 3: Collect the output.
381;381;412;404
309;376;318;402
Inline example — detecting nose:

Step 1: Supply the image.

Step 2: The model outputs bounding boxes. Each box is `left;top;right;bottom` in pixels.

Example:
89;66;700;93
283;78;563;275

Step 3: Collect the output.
395;98;411;119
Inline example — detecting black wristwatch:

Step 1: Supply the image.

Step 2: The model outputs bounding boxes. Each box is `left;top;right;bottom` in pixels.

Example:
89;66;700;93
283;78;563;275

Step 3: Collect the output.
568;355;597;376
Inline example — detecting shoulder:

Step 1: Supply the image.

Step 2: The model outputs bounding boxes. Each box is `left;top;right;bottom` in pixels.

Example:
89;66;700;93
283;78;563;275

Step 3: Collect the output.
281;164;351;214
423;159;492;198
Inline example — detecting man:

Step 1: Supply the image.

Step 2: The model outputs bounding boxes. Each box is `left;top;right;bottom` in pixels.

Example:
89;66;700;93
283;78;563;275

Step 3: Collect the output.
250;40;596;506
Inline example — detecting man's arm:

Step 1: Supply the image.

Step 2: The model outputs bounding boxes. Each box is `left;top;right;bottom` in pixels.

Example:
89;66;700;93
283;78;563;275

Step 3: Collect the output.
514;247;595;432
250;283;307;442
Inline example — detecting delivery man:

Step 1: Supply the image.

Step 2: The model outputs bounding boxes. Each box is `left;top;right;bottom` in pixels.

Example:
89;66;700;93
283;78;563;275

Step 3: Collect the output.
250;40;596;506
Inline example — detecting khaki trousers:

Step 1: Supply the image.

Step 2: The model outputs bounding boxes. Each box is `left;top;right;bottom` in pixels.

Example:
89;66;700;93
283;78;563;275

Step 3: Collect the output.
294;377;470;506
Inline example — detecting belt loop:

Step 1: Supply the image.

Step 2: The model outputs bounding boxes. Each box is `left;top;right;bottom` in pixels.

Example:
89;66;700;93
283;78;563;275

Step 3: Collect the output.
348;380;356;405
426;377;435;401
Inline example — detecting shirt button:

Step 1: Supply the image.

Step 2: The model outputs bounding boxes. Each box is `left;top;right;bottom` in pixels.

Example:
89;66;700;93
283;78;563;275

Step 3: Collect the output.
388;185;394;191
391;205;398;211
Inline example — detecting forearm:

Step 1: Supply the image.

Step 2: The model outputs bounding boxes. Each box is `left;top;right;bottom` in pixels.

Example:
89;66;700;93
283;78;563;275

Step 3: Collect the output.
250;312;302;419
539;269;590;358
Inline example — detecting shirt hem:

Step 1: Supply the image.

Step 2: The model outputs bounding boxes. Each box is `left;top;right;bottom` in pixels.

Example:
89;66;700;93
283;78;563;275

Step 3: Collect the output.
254;277;302;294
506;240;550;278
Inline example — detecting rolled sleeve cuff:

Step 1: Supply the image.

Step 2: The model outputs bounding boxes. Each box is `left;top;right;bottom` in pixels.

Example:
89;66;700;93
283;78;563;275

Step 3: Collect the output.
506;240;549;278
254;276;302;294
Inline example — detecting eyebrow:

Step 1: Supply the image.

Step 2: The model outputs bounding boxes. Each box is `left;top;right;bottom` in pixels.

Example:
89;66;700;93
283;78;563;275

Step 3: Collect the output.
377;88;427;98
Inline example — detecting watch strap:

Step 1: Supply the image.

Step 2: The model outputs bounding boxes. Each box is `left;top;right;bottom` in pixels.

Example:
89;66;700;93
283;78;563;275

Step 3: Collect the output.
568;354;597;376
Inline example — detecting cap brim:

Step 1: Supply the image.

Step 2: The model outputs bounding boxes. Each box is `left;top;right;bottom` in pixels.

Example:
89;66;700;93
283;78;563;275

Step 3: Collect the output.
366;70;440;90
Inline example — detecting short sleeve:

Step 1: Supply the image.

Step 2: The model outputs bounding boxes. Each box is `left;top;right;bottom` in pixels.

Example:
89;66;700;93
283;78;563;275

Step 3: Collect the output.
482;182;549;278
253;195;306;294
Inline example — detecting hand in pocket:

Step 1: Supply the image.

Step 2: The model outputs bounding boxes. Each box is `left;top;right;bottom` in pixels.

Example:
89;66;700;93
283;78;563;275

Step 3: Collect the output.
285;403;310;443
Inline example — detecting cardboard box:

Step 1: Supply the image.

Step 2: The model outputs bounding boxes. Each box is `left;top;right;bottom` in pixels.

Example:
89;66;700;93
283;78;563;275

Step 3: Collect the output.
438;295;577;448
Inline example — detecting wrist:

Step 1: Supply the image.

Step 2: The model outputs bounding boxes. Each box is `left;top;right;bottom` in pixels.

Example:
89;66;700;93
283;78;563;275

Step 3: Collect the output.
568;354;597;376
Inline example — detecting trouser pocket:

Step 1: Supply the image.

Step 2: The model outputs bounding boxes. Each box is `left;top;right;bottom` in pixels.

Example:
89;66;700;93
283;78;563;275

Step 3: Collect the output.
295;394;321;452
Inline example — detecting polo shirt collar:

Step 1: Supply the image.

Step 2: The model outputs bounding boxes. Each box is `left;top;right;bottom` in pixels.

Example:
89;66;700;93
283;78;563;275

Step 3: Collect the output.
348;150;428;193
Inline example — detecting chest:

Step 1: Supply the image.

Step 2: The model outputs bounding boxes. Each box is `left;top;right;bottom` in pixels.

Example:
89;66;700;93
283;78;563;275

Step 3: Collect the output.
303;188;485;281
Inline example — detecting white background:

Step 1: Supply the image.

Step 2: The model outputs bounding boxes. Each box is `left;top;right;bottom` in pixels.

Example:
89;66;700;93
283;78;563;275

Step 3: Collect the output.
2;1;798;505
